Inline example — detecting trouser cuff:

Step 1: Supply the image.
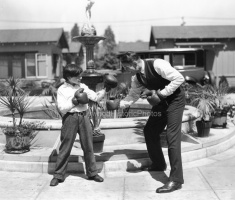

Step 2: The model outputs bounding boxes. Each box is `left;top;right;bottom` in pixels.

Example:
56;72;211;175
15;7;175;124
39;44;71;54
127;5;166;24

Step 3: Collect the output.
169;177;184;184
53;174;64;181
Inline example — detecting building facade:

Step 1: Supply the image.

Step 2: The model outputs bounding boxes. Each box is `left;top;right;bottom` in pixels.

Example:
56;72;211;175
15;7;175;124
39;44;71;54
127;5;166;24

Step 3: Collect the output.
0;28;68;80
150;26;235;86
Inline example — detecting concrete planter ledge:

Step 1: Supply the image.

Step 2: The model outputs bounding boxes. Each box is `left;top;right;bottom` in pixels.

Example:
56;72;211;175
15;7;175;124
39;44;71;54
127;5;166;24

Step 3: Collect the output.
0;103;200;130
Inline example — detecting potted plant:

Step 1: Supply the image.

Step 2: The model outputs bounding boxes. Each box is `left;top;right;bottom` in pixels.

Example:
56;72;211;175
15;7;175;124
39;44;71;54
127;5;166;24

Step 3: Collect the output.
188;84;216;137
211;79;230;128
0;77;44;153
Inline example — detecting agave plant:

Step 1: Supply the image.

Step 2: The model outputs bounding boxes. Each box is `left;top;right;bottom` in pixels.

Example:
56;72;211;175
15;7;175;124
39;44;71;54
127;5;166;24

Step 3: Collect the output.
0;77;33;127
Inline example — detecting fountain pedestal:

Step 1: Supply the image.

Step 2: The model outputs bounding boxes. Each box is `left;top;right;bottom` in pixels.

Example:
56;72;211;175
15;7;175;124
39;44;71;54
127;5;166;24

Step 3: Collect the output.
73;36;105;91
73;35;106;150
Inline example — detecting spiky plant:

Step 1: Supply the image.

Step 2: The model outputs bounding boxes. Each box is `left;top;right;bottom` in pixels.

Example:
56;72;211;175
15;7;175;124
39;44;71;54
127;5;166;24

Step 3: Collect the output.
0;77;34;127
89;101;104;135
188;83;216;121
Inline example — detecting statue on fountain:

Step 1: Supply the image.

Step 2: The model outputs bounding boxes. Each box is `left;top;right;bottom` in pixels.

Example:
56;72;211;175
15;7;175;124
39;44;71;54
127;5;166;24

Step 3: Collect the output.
81;0;97;36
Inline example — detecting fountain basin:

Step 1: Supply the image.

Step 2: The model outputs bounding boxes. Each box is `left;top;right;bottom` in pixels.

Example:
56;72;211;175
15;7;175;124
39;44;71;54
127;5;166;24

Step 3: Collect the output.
3;97;224;174
1;114;235;175
0;97;200;131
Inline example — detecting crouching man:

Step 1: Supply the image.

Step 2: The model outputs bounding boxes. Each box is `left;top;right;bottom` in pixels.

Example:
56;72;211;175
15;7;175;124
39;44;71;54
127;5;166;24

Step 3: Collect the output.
118;52;185;193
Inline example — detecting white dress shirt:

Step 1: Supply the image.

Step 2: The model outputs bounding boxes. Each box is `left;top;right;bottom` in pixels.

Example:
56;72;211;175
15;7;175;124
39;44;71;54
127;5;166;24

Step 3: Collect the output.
57;82;105;115
120;59;185;108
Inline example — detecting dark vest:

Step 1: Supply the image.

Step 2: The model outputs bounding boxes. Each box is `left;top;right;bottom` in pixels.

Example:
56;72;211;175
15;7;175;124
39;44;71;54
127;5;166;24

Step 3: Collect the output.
136;59;181;100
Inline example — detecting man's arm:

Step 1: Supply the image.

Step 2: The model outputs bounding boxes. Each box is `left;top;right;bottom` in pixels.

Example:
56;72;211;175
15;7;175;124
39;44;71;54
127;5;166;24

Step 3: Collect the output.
120;75;145;108
154;59;185;97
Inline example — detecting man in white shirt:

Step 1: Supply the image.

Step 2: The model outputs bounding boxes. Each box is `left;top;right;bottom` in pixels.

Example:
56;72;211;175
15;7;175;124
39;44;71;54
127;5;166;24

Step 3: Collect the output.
118;52;185;193
50;64;106;186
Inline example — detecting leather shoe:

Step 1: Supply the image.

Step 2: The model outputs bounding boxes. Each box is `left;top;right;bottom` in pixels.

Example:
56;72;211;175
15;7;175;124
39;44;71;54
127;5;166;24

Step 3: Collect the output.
141;165;167;172
50;178;64;187
88;174;104;182
156;181;182;193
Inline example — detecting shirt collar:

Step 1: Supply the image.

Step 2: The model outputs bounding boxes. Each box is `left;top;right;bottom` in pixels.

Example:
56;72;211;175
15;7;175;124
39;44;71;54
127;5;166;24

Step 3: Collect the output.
65;81;80;88
140;59;145;75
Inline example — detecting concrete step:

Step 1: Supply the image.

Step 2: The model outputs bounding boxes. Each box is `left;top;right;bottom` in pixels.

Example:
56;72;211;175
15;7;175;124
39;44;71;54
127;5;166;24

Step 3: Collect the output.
1;122;235;175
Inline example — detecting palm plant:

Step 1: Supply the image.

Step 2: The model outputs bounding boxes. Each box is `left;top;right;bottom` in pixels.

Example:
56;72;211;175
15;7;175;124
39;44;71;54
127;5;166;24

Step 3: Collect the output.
188;83;216;121
213;80;229;110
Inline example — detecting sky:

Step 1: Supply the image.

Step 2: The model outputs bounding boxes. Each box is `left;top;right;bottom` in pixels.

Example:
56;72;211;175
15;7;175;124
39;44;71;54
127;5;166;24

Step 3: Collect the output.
1;0;235;43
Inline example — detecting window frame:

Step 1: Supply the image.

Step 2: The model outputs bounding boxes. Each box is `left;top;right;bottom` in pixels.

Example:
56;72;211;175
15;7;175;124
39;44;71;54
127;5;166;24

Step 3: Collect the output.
25;53;48;78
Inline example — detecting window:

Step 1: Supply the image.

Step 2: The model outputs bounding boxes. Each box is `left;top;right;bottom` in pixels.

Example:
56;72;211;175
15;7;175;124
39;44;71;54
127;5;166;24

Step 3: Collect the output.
172;53;196;67
37;54;47;77
0;58;8;78
26;54;36;77
25;53;47;78
172;54;185;66
12;59;22;78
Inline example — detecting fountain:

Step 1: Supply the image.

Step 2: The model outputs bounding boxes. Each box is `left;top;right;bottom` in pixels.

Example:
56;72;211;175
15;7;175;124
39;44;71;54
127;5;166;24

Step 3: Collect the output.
72;0;107;152
73;0;105;91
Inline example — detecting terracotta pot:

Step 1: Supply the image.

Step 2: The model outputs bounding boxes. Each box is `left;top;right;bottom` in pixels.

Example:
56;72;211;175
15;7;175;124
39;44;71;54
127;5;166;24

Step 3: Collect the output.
5;135;30;154
196;120;212;137
93;133;105;153
212;109;228;128
212;116;227;128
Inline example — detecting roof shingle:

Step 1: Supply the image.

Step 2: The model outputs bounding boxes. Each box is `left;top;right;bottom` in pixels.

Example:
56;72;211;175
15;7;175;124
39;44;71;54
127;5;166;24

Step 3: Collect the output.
0;28;66;43
151;25;235;39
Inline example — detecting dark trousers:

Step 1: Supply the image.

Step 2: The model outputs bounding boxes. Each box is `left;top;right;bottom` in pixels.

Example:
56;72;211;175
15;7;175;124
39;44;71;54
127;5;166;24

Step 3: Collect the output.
54;111;97;180
144;91;185;184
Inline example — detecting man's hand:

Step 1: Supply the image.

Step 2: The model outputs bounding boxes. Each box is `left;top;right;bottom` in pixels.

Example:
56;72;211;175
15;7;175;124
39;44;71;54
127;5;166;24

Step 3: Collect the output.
146;90;161;106
156;89;167;100
140;89;152;99
119;100;133;109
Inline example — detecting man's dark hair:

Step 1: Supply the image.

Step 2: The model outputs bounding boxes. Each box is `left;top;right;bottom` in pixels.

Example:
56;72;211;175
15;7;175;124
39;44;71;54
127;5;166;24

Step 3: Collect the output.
117;52;140;64
63;64;83;81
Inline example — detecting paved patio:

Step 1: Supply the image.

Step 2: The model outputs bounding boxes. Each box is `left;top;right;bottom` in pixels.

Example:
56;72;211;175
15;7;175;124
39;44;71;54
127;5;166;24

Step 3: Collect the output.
0;144;235;200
